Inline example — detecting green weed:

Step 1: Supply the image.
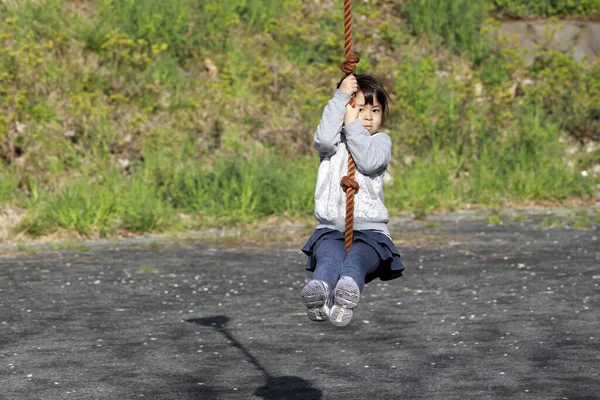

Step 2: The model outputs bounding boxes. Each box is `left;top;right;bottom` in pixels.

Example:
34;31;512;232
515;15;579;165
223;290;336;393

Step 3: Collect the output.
0;172;18;203
50;242;88;252
136;265;158;273
404;0;490;63
513;213;528;223
492;0;600;18
488;214;503;226
573;215;591;229
120;176;176;233
541;216;566;228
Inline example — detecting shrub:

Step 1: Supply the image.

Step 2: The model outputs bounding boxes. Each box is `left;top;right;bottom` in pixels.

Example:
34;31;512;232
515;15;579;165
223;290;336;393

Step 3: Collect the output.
492;0;600;18
404;0;491;64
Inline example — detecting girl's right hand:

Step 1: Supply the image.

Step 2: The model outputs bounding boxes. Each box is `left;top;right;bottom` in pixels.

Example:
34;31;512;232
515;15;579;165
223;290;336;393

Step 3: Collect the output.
339;74;358;96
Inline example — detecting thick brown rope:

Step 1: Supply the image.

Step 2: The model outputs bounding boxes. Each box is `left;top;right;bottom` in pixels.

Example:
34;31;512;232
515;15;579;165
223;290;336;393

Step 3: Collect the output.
339;0;360;251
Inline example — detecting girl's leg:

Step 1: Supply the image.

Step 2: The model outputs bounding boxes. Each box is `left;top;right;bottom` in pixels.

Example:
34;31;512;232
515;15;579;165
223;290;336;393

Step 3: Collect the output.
340;241;380;292
330;241;380;327
312;238;347;291
301;238;346;322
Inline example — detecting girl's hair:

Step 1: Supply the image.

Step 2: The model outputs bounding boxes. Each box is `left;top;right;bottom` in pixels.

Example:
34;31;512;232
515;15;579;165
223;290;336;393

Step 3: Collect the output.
337;74;392;127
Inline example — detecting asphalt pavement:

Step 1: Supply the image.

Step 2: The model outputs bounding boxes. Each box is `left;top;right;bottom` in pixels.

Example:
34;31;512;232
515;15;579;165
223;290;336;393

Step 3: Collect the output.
0;213;599;399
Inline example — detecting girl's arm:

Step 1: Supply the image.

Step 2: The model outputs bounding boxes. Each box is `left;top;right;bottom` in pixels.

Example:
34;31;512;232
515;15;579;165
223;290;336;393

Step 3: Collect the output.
313;90;351;158
343;119;392;175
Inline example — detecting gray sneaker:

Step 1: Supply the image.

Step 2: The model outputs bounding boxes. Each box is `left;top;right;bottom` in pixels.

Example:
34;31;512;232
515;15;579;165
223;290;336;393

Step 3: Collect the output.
300;280;331;322
330;276;360;327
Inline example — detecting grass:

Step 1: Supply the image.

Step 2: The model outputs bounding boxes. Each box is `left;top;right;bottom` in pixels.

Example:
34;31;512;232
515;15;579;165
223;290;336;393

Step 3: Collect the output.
0;0;598;241
404;0;490;64
487;214;503;226
541;216;566;229
513;213;528;223
573;215;591;229
50;242;88;252
12;155;319;238
136;265;158;274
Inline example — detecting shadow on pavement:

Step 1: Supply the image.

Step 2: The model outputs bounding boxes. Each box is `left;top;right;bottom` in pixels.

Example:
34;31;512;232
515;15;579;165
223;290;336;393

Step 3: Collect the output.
186;315;322;400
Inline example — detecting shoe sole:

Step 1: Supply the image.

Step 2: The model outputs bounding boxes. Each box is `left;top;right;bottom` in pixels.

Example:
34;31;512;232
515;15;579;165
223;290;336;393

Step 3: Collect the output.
330;277;360;327
329;305;353;327
334;277;360;308
301;280;329;322
307;307;329;322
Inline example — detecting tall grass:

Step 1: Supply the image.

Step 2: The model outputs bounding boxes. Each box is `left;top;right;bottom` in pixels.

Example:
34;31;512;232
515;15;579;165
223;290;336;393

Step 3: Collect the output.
0;172;19;203
470;111;592;202
404;0;491;64
168;155;317;219
13;155;319;237
82;0;192;60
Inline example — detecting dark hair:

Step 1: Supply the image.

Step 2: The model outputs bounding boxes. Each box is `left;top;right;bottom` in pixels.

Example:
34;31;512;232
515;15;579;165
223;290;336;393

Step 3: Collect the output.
337;74;392;127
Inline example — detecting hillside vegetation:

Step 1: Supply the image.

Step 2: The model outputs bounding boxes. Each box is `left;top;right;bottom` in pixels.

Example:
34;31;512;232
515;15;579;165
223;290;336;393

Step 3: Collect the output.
0;0;599;240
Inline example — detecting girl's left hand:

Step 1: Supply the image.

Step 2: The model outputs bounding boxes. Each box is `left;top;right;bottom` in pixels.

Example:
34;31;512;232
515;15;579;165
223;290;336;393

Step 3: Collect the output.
344;103;359;126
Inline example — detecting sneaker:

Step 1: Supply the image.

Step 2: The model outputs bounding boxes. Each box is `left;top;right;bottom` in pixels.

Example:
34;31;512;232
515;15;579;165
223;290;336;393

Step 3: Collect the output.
300;280;331;322
330;276;360;327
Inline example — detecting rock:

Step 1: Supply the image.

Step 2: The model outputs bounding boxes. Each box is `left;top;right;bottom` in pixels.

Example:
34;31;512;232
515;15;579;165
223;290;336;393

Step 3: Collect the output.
530;22;554;47
203;57;218;80
520;37;538;66
495;21;599;65
15;121;26;134
14;156;26;167
587;22;600;56
475;82;483;97
497;21;530;42
117;158;130;169
548;22;583;52
571;38;596;64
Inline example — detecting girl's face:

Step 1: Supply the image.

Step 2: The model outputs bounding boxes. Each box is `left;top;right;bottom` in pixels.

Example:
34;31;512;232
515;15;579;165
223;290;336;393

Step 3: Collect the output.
355;91;382;135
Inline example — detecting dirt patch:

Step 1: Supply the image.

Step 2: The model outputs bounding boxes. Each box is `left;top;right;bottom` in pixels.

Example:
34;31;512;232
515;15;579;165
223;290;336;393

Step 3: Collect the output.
0;206;24;243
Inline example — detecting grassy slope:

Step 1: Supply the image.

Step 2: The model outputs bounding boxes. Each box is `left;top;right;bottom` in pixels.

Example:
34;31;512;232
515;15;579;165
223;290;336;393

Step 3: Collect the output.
0;0;598;243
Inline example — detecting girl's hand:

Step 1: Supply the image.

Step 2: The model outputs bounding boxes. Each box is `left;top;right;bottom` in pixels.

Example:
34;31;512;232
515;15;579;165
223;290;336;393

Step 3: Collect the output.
339;74;358;96
344;103;359;126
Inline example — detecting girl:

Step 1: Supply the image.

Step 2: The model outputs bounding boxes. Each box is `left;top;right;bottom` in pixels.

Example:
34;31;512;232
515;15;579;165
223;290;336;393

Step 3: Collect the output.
300;74;405;327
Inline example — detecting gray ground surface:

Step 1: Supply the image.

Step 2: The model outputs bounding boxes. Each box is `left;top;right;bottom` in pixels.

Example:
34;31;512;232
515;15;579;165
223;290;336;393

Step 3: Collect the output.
0;214;599;400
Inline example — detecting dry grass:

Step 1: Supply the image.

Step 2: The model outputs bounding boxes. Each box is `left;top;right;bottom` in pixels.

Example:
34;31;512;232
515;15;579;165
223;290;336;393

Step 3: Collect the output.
0;206;24;243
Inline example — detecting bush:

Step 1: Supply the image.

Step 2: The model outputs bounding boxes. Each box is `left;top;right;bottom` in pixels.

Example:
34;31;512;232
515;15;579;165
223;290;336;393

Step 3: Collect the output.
492;0;600;18
404;0;491;64
82;0;192;61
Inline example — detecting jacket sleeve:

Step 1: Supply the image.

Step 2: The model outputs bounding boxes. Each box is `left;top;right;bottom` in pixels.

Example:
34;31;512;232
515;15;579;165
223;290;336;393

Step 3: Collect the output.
343;119;392;176
313;90;351;158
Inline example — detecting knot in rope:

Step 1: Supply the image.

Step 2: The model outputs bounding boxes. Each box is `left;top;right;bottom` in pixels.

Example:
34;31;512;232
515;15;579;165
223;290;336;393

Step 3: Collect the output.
340;54;360;75
341;175;360;193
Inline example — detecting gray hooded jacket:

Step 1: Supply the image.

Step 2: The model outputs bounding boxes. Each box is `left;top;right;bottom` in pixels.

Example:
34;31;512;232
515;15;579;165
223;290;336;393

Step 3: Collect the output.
313;89;391;236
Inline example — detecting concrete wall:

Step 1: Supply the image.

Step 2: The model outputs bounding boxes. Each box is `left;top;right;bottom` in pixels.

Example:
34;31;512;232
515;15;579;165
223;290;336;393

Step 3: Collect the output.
488;21;600;65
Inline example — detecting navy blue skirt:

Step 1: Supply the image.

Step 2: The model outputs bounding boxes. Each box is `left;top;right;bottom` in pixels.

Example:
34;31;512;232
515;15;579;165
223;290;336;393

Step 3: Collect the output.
301;228;405;283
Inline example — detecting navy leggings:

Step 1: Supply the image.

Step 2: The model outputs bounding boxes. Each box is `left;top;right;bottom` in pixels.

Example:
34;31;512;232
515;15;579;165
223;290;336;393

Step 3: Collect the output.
312;238;380;293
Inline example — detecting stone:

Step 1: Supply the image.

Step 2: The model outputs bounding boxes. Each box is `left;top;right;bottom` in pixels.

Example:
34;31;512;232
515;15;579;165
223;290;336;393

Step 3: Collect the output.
530;22;555;47
496;21;531;48
548;22;583;52
203;57;219;80
571;29;596;64
529;22;581;49
587;22;600;56
519;37;537;66
494;20;600;65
